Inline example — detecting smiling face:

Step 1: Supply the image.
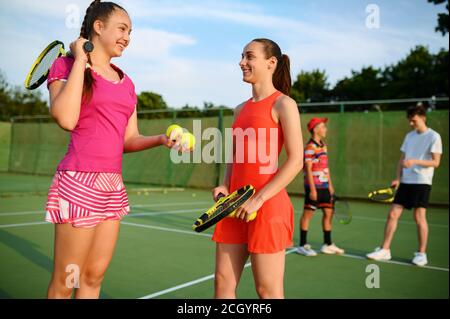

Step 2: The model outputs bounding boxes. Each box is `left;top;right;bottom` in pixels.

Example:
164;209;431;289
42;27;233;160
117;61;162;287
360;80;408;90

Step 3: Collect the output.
239;41;277;85
93;8;132;58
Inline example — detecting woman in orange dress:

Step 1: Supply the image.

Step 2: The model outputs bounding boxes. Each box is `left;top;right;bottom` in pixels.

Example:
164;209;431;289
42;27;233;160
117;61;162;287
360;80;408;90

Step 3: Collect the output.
212;38;303;299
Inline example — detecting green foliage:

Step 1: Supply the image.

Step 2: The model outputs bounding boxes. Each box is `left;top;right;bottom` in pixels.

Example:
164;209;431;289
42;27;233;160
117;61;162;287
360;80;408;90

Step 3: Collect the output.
0;71;49;121
292;46;449;104
428;0;449;35
291;69;330;102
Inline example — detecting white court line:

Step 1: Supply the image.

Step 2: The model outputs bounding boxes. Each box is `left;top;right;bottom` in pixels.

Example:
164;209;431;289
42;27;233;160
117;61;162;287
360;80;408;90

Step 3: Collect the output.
1;212;448;273
342;253;449;272
0;207;207;228
128;207;208;218
0;221;48;228
121;221;212;238
291;210;448;229
139;248;297;299
350;215;448;229
0;201;211;217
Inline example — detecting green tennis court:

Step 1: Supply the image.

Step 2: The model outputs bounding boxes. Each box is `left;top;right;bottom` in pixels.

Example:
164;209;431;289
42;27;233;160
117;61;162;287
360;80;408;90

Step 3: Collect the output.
0;173;447;299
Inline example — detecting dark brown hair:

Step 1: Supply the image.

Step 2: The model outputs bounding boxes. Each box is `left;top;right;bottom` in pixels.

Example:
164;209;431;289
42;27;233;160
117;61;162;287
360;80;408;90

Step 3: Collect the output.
80;0;127;101
407;104;427;119
251;38;291;96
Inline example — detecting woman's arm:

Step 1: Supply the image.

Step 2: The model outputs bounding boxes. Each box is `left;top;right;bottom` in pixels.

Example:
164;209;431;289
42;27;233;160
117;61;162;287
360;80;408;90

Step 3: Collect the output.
212;102;245;199
255;96;303;202
123;108;168;153
49;39;89;131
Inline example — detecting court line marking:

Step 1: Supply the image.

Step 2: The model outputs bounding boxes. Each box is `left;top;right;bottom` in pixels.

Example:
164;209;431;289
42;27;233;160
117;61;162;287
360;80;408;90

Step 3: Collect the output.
138;248;297;299
121;221;212;238
1;205;448;229
350;215;448;229
341;253;449;272
0;221;47;228
0;201;211;217
1;213;448;273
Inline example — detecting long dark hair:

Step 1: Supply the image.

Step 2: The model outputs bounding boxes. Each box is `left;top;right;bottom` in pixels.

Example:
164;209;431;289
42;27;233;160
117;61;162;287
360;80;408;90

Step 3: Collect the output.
80;0;127;101
252;38;291;96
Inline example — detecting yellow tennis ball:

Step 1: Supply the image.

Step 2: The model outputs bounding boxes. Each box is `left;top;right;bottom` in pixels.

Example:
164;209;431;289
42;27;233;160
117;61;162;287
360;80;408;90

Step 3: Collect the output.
166;124;183;140
181;132;196;150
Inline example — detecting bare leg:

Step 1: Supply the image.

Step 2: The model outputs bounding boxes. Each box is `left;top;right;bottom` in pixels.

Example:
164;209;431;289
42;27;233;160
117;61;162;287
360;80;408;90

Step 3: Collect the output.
214;243;249;299
251;250;286;299
322;208;333;232
300;209;314;231
381;204;404;250
75;220;121;299
413;207;428;253
47;224;96;299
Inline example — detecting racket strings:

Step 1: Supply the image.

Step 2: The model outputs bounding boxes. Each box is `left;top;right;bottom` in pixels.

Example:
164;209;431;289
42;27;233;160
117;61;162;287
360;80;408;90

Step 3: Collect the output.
369;189;394;201
30;44;63;85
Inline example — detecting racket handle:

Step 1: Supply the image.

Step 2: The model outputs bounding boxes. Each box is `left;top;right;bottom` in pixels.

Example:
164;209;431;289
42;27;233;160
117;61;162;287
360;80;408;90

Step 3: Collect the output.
66;41;94;58
228;210;257;221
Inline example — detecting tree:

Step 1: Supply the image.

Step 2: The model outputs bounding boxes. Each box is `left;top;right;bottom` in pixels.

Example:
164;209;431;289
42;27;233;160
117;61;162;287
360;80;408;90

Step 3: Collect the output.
291;69;330;103
0;69;49;121
137;91;169;119
382;46;436;98
428;0;449;35
332;67;383;100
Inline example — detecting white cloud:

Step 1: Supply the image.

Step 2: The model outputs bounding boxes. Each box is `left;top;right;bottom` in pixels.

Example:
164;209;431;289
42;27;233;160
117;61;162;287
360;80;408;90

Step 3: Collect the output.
127;28;196;59
0;0;448;108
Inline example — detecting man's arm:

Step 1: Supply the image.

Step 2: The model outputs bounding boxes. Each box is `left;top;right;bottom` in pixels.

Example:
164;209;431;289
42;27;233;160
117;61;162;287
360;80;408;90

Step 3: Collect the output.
403;153;441;169
391;153;405;187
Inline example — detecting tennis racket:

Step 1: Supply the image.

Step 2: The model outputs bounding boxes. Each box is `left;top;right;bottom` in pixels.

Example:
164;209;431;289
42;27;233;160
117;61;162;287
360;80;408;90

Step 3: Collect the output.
24;40;94;90
333;195;352;225
192;185;257;233
368;186;396;203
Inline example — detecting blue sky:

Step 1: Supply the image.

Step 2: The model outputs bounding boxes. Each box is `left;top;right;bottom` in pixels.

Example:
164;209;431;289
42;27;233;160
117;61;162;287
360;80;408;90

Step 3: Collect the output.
0;0;448;108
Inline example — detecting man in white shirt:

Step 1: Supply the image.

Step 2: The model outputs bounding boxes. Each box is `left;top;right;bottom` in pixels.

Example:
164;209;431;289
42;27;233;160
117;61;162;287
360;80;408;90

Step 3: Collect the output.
367;104;443;266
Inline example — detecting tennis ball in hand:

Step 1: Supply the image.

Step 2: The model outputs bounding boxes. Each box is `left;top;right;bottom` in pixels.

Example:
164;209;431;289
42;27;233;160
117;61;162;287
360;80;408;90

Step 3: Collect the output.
166;124;183;141
181;132;196;151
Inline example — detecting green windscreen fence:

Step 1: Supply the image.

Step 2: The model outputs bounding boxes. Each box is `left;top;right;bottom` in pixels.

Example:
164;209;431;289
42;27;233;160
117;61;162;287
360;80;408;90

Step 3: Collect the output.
5;110;449;204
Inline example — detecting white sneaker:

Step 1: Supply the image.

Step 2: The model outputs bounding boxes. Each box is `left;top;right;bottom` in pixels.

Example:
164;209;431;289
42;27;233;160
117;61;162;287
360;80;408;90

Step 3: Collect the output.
320;243;345;255
366;247;391;261
412;252;428;267
296;244;317;257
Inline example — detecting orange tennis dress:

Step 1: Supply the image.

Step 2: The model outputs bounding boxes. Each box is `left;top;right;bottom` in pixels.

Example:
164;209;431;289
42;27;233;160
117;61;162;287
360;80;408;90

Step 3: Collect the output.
212;91;294;253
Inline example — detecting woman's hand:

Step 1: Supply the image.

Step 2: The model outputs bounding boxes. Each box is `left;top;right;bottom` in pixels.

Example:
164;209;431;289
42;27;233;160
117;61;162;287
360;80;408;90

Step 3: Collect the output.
233;195;264;222
69;38;90;64
212;185;229;201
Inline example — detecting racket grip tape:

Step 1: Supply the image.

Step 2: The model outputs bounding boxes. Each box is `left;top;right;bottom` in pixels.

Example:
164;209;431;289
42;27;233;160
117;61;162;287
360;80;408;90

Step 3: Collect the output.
217;192;257;221
67;41;94;58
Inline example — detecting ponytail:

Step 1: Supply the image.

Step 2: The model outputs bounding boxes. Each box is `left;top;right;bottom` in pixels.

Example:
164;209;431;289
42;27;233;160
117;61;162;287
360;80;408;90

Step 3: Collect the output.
252;38;292;97
273;54;291;96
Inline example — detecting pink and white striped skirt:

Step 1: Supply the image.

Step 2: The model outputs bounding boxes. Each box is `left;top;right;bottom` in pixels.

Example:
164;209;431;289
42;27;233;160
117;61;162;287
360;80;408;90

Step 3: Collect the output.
45;171;130;228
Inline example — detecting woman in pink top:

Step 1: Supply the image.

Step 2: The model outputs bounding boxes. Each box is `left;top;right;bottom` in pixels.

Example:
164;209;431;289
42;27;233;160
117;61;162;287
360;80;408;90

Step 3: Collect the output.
45;0;181;298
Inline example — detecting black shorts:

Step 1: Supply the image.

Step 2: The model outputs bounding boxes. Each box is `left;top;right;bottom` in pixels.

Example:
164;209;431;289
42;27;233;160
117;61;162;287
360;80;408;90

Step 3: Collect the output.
304;188;333;211
393;183;432;210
